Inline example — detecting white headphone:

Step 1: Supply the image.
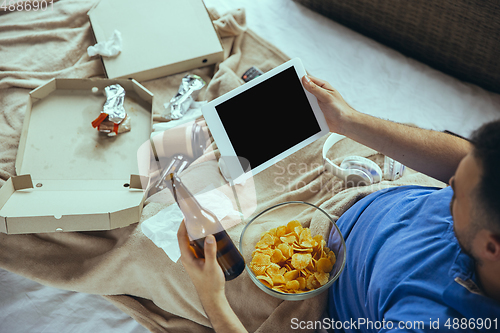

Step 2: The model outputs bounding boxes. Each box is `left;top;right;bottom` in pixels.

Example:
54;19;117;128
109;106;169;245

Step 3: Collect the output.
322;133;383;186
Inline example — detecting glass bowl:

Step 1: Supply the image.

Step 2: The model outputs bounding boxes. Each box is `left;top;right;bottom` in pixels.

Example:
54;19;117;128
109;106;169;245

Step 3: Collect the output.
239;201;346;301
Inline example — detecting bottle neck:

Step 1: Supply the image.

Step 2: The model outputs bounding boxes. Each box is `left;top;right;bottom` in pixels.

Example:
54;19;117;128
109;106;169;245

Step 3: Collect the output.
154;154;189;192
172;175;222;239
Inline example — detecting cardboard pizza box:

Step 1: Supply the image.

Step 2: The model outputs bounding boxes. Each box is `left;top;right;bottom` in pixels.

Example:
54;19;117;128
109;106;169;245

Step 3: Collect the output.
0;78;152;234
88;0;224;81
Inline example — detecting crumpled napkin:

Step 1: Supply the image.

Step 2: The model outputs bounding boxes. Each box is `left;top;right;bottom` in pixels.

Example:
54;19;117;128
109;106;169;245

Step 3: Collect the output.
141;185;241;262
87;30;122;57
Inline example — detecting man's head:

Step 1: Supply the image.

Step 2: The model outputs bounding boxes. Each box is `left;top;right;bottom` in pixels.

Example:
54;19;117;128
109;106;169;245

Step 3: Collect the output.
450;119;500;265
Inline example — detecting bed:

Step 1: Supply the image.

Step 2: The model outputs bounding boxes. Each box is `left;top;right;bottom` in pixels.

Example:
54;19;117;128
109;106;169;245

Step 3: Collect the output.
1;0;499;332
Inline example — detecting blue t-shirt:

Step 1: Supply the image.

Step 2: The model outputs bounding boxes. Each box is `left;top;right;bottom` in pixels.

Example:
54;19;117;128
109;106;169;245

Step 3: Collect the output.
327;186;500;332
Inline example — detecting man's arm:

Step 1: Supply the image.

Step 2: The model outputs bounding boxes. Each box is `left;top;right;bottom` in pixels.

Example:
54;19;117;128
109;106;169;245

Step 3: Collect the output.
302;75;471;183
177;222;247;333
197;292;247;333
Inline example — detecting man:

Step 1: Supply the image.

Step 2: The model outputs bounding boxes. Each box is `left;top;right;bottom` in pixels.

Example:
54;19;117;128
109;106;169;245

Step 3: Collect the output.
177;75;500;332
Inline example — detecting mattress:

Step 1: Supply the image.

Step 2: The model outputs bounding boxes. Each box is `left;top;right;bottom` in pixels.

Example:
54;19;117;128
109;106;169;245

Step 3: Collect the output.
1;0;499;332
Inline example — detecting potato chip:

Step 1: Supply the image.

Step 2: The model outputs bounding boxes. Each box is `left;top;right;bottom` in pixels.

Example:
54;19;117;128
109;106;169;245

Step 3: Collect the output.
272;285;285;292
250;264;267;275
255;241;269;249
280;234;297;244
276;226;287;237
291;253;311;270
286;280;300;290
271;249;285;263
296;276;306;290
312;247;323;260
256;233;275;248
313;234;323;243
293;247;313;253
253;248;273;257
306;274;321;289
266;263;281;277
284;269;299;282
272;274;286;285
277;243;293;259
306;260;315;271
294;225;304;237
306;274;315;289
257;275;273;288
299;228;311;243
252;252;271;266
301;240;315;248
328;251;336;266
316;257;333;273
315;272;330;286
286;220;301;233
250;220;335;294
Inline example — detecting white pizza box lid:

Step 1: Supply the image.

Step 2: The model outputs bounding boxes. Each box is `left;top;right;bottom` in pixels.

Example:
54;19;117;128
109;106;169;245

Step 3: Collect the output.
88;0;224;81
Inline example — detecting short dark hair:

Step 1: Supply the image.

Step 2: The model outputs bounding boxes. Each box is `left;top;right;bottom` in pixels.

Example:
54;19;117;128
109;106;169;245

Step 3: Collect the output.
470;119;500;233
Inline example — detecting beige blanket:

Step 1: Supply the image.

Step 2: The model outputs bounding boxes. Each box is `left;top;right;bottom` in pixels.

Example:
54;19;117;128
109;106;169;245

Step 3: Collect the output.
0;1;444;332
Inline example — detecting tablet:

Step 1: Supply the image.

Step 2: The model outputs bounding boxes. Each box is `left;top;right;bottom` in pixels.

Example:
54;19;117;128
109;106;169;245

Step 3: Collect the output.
202;58;329;182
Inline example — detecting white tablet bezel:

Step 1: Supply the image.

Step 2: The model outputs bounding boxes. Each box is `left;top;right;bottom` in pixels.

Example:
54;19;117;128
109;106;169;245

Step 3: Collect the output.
202;58;329;182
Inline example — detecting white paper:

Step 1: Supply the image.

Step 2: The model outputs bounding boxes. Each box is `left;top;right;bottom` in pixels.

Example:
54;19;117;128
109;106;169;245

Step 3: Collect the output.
141;185;240;262
87;30;122;57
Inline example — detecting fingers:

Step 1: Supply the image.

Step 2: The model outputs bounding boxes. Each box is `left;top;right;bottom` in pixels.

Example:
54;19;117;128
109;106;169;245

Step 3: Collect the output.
307;75;335;90
302;75;335;103
203;234;218;269
177;220;188;251
177;220;195;262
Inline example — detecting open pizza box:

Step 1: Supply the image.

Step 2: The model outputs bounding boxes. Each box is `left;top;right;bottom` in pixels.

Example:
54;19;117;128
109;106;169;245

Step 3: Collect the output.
0;78;153;234
88;0;225;81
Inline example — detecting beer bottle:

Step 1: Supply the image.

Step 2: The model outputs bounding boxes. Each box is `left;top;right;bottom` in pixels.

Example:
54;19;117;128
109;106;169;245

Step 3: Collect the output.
172;175;245;281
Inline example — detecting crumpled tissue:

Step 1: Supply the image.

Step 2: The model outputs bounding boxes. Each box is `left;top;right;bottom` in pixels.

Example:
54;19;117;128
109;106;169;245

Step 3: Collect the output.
87;30;122;57
141;185;241;262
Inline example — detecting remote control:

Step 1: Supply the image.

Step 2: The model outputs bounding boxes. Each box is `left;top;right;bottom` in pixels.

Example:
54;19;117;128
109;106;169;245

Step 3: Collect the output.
241;66;264;82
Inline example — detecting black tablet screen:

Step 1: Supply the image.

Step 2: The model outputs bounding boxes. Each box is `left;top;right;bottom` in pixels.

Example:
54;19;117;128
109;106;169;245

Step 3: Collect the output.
215;67;321;170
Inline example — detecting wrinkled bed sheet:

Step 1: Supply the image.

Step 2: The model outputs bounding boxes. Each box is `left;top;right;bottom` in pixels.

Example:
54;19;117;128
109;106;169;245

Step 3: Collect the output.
1;0;499;332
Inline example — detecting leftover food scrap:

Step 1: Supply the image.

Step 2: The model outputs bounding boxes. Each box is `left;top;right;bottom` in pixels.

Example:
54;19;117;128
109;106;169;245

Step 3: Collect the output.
91;84;131;136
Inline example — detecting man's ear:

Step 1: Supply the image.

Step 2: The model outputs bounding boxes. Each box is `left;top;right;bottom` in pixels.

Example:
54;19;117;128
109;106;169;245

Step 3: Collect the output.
483;233;500;261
